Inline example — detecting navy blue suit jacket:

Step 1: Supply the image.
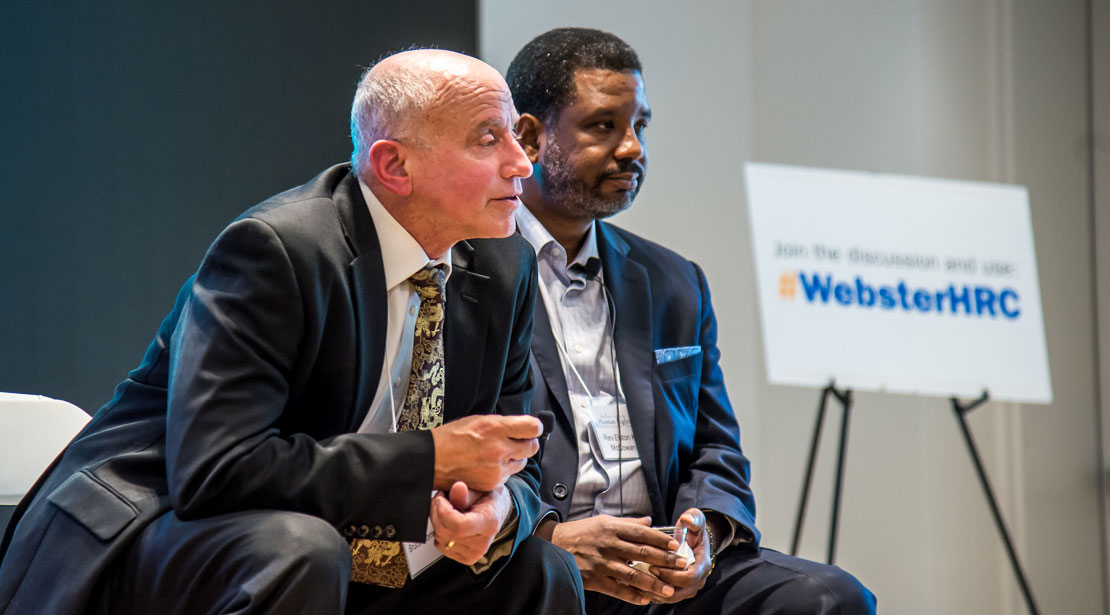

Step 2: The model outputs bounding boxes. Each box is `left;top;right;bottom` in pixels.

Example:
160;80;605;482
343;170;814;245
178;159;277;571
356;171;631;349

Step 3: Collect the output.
0;164;541;614
531;221;759;542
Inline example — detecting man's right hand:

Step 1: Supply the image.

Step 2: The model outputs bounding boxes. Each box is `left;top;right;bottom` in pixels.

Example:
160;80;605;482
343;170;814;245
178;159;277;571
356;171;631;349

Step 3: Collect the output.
550;515;688;605
430;414;541;492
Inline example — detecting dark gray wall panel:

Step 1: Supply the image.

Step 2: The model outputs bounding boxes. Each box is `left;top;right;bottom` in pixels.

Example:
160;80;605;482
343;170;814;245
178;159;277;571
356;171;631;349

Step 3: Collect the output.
0;1;477;412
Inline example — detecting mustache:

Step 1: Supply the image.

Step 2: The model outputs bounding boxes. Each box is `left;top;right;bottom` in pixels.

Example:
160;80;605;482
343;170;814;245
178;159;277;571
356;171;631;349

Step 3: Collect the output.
604;160;646;179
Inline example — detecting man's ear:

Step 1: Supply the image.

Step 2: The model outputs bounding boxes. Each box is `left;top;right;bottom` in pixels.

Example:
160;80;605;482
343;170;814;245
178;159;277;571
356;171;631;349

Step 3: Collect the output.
368;140;413;196
515;114;545;164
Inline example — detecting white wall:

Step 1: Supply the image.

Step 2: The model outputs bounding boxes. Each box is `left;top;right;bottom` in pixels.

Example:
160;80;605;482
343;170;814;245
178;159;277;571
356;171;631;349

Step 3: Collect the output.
480;2;1105;613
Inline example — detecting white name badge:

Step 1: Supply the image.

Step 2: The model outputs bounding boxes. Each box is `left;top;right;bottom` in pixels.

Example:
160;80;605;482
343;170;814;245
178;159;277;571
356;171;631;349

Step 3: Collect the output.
588;392;639;461
404;493;444;579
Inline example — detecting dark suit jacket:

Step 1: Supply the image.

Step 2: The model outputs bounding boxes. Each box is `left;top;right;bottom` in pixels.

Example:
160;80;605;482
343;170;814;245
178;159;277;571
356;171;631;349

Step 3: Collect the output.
0;163;541;614
531;221;759;543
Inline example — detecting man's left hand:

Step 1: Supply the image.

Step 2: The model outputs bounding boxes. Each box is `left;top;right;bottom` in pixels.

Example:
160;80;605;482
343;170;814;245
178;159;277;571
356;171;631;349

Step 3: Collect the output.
429;481;512;565
649;508;716;603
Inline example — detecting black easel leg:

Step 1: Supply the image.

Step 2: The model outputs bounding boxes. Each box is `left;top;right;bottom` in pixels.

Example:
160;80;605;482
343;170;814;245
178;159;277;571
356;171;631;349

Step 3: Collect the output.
792;385;831;555
828;393;852;564
952;400;1040;615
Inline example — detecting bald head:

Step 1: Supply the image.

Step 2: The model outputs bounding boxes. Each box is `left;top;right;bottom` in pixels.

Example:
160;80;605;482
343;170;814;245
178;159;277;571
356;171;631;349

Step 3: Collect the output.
350;49;507;180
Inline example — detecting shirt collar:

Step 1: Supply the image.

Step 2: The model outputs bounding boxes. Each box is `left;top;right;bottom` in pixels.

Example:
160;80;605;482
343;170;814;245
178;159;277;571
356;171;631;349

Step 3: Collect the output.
515;204;600;281
359;180;452;291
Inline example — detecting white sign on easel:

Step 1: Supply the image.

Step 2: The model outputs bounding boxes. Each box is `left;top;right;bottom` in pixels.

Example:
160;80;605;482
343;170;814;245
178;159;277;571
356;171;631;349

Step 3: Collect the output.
743;162;1052;404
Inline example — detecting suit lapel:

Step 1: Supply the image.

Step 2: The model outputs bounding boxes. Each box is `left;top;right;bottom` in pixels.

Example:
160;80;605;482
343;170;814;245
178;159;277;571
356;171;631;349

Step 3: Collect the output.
333;170;388;432
444;241;489;421
597;223;666;520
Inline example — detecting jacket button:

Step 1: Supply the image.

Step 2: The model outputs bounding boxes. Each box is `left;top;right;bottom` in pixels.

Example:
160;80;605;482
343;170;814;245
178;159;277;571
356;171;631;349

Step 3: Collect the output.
371;525;383;539
384;524;397;539
552;483;568;500
357;525;370;538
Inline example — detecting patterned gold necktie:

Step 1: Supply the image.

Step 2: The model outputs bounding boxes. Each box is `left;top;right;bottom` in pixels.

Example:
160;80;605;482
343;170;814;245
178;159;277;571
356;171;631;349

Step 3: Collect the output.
395;266;448;432
350;265;447;588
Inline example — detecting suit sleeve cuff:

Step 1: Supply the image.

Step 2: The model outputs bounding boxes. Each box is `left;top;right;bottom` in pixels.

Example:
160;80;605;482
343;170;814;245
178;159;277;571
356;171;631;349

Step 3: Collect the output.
703;509;748;555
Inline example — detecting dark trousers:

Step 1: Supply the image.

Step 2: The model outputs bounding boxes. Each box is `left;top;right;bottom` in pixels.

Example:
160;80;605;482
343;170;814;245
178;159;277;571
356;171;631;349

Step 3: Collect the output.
586;546;876;615
92;510;585;615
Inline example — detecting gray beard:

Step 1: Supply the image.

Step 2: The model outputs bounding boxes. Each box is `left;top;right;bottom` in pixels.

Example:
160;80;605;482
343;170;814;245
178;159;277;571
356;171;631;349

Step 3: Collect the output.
538;137;638;220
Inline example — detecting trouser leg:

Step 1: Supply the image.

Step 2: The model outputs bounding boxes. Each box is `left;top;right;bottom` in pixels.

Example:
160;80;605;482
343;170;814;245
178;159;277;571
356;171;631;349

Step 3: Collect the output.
587;546;876;615
93;510;351;615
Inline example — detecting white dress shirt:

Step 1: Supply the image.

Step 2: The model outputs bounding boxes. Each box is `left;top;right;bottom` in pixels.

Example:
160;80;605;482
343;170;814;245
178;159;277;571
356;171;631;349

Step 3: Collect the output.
357;181;451;434
515;205;651;520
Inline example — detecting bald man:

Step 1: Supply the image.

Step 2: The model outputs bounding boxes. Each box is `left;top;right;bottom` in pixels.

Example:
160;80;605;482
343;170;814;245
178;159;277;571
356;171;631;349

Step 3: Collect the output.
0;50;584;615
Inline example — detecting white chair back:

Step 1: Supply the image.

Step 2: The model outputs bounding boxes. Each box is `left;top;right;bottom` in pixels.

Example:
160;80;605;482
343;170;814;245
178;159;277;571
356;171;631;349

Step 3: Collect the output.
0;393;90;504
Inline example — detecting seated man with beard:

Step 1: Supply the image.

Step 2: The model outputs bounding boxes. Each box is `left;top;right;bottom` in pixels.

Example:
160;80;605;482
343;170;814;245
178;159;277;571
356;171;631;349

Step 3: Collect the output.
507;27;876;614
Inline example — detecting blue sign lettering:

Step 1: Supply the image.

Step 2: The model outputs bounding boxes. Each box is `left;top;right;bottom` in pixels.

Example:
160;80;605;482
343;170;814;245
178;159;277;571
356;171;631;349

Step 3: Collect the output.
791;272;1020;320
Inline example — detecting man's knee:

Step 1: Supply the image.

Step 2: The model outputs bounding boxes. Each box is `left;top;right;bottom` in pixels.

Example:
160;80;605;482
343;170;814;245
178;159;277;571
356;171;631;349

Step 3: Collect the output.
224;512;351;613
107;511;350;614
509;536;584;611
246;512;351;580
780;564;876;615
714;548;875;615
516;535;581;587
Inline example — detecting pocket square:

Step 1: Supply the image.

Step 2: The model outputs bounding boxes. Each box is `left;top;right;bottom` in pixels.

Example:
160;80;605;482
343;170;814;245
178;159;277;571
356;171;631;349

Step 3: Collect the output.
654;346;701;364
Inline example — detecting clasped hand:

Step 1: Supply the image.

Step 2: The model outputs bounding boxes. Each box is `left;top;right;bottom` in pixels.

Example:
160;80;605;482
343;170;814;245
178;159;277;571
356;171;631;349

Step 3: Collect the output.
428;415;540;565
550;509;714;605
429;482;511;565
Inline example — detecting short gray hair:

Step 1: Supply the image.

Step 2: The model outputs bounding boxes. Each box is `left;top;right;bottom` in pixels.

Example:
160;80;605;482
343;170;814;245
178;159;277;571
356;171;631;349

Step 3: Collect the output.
349;62;439;178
